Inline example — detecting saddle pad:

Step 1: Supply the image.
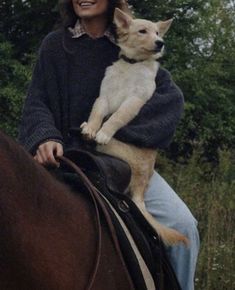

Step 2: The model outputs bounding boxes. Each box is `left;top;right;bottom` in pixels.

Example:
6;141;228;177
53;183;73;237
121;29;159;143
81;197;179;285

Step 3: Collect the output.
100;192;156;290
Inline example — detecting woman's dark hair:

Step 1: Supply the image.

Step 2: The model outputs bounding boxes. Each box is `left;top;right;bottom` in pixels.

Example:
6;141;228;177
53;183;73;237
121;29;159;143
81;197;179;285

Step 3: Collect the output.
58;0;132;28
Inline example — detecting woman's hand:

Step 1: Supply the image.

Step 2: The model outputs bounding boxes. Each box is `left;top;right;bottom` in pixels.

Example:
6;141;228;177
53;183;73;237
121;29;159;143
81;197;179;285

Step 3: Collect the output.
34;141;63;167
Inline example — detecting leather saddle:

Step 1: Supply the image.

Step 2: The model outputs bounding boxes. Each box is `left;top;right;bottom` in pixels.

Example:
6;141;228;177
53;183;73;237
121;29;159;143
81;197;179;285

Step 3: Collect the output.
63;148;132;195
58;148;181;290
63;127;132;195
59;128;182;290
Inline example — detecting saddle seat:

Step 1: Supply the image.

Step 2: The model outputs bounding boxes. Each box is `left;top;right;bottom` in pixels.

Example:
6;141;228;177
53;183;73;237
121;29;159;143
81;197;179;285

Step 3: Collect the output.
64;148;131;195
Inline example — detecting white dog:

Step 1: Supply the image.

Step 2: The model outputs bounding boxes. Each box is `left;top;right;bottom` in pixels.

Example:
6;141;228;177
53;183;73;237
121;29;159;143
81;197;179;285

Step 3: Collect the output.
81;8;188;246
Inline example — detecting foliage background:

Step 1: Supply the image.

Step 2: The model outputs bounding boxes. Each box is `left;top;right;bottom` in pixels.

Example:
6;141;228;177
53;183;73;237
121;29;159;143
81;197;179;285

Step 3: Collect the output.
0;0;234;289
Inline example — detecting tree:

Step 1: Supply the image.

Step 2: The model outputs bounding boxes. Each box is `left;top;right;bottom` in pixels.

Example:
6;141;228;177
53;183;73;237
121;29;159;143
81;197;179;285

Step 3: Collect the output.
130;0;235;160
0;0;57;136
0;0;58;59
0;34;31;136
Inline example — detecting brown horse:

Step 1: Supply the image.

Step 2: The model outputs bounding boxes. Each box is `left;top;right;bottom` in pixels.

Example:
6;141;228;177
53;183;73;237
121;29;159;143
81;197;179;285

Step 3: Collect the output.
0;130;135;290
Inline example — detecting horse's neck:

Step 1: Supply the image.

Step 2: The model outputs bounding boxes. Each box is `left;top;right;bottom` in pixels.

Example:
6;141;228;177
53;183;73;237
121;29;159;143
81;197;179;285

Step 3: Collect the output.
0;133;98;288
0;132;135;289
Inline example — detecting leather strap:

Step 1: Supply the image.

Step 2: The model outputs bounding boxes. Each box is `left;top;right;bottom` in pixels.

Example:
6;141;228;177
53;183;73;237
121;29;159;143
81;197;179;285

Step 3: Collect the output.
57;156;134;290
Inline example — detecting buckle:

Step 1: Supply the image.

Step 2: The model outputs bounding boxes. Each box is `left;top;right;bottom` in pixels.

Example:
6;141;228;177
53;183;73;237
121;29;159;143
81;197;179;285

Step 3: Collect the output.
118;200;130;213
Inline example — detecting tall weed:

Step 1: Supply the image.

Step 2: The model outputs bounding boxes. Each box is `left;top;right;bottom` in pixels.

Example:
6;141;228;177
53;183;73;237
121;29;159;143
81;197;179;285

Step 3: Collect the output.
157;149;235;289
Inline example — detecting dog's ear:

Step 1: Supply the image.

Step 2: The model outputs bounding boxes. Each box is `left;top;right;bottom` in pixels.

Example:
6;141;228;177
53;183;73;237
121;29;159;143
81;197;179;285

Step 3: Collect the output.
114;8;132;30
156;19;173;37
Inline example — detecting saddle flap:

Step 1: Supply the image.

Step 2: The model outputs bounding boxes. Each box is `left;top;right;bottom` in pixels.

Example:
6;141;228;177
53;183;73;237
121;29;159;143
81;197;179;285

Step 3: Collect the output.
64;149;131;194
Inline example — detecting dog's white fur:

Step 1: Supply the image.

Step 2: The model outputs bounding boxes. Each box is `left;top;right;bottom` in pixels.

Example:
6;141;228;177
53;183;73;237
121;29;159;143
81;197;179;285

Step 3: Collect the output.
81;9;188;246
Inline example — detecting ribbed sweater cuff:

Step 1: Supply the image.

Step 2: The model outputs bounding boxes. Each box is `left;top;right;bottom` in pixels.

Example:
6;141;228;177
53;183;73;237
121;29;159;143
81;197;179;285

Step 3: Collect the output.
23;128;63;154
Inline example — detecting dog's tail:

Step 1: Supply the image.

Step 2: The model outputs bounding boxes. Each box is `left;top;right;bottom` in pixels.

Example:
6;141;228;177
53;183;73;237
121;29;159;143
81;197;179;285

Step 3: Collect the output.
137;204;189;246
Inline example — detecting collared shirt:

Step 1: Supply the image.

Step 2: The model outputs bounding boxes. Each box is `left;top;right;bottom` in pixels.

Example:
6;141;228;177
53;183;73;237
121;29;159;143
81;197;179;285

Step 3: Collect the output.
68;20;116;44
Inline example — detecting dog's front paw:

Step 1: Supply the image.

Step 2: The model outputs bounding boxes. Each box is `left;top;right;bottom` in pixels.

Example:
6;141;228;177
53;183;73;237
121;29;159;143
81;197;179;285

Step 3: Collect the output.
80;122;97;139
95;130;112;145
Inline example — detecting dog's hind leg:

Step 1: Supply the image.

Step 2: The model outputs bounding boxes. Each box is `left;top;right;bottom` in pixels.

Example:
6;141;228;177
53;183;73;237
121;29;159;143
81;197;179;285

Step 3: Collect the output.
98;140;188;245
130;169;189;247
133;199;189;246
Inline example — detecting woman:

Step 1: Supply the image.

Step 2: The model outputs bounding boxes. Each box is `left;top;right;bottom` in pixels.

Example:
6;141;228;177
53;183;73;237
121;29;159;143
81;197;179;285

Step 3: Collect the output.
18;1;199;289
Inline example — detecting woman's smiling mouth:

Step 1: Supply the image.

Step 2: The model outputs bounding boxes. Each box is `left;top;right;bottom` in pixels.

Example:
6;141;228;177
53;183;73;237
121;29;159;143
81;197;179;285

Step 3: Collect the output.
79;1;96;8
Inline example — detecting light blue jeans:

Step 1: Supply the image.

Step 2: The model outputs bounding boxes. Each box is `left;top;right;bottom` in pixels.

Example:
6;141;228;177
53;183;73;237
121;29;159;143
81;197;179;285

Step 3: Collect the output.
145;171;200;290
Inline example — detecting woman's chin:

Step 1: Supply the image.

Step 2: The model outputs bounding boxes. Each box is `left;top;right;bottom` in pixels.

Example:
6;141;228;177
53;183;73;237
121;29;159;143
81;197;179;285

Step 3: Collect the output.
78;10;106;19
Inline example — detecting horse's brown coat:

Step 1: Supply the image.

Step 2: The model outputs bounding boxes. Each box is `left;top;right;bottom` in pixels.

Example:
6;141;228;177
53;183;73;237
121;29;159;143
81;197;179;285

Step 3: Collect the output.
0;131;134;290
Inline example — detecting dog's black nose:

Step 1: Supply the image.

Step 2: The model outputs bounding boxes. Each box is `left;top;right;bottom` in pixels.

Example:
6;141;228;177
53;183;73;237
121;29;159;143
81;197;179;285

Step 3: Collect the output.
155;40;165;50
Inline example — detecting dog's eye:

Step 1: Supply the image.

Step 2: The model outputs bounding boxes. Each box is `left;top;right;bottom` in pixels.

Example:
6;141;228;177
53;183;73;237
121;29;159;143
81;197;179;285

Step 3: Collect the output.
138;29;147;34
156;32;159;35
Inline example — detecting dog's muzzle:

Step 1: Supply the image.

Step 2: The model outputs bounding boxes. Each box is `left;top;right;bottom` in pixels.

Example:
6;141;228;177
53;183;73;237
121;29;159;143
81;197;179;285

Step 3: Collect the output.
155;40;165;52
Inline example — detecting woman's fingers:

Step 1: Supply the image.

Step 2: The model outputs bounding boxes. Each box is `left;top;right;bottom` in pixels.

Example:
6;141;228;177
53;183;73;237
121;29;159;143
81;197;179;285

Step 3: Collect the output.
34;141;63;167
55;143;64;158
34;151;44;164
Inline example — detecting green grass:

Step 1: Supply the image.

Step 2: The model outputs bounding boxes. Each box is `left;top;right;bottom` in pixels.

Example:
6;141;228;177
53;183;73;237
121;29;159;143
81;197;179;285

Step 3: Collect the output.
157;150;235;290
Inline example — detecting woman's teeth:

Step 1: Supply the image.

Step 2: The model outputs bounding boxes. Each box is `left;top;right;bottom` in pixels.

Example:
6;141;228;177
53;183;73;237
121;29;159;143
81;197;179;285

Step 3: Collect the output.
80;2;94;7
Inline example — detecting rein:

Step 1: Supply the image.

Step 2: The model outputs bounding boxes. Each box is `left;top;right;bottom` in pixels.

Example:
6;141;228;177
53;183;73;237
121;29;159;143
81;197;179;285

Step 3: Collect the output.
57;156;134;290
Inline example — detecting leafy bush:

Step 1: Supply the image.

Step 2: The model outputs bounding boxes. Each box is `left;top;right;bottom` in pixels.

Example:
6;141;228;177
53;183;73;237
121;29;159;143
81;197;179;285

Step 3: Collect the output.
0;0;58;59
130;0;235;160
0;35;31;136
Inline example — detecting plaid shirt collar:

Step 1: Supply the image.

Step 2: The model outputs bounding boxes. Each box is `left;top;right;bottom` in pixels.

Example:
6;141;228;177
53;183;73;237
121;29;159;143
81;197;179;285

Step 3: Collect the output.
68;20;116;44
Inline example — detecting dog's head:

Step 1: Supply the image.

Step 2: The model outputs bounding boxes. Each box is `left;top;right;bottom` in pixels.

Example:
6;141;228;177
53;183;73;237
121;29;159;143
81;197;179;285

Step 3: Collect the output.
114;8;173;61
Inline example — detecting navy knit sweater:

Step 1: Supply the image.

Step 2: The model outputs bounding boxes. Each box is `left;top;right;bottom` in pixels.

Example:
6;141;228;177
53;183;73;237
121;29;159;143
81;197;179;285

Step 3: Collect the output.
18;28;184;154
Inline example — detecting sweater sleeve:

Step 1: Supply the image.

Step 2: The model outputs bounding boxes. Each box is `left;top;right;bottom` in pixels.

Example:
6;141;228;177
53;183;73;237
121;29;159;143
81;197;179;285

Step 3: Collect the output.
18;37;63;154
114;68;184;149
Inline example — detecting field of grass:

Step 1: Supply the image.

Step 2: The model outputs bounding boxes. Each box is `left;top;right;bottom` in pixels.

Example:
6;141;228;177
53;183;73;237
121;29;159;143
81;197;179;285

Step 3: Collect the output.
157;150;235;290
